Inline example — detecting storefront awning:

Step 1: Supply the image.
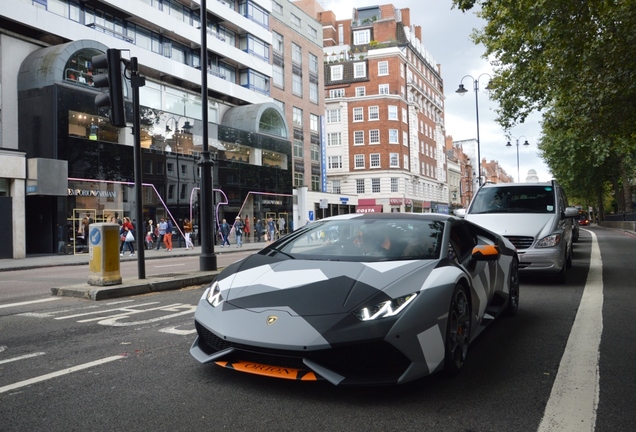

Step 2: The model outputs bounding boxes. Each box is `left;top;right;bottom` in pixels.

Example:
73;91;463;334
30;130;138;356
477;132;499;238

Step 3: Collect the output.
356;205;383;213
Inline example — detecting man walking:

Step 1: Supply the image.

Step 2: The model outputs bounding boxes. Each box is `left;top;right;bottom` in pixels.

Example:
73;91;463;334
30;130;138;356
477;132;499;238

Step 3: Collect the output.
220;219;231;248
155;218;167;250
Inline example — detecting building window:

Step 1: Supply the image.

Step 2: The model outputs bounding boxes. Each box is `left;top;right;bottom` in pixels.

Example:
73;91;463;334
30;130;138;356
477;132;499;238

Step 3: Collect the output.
309;53;318;73
327;132;341;146
403;131;408;146
273;64;284;88
369;129;380;144
326;109;341;123
330;65;343;81
292;43;302;64
353;62;366;78
353;107;364;122
388;105;398;120
329;88;345;98
293;107;303;127
328;155;342;169
294;172;304;187
356;179;365;194
272;1;283;15
311;143;320;161
272;31;283;53
372;178;381;193
389;129;398;143
355;86;366;97
378;61;389;76
403;154;409;170
391;177;399;192
402;107;408;123
368;106;379;121
353;29;370;45
294;139;304;157
379;84;389;95
390;153;399;168
308;25;318;39
354;154;365;169
291;13;301;30
240;34;270;61
332;180;341;194
168;184;175;200
309;82;318;103
310;114;319;132
292;73;303;96
240;1;269;29
370;153;380;168
353;131;364;145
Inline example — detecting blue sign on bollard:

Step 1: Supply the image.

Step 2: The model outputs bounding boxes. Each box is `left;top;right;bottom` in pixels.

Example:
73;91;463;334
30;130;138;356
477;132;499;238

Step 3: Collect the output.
90;227;102;246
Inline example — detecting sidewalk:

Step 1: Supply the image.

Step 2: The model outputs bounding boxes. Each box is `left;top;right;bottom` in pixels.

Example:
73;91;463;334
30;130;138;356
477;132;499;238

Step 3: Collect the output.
1;240;267;301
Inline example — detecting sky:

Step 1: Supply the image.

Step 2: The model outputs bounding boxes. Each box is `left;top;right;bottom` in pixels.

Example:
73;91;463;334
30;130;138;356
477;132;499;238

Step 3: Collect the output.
318;0;552;182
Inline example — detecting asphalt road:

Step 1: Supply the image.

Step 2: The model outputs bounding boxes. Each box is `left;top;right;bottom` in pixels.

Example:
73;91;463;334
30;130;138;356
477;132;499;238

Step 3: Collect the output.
0;226;634;432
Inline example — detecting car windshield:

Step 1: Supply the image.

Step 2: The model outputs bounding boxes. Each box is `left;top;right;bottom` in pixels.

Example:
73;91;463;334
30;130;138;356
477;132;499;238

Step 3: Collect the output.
469;185;556;214
265;218;444;261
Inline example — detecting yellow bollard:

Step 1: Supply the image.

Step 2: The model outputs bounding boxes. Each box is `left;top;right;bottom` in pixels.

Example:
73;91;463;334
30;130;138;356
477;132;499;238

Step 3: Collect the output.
87;223;122;286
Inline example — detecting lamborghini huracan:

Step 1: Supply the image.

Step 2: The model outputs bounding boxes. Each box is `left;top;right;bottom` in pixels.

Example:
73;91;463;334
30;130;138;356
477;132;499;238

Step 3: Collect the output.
191;213;519;386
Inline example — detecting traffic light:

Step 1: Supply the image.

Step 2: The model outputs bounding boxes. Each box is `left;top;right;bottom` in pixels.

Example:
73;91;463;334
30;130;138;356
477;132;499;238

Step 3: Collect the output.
92;49;126;127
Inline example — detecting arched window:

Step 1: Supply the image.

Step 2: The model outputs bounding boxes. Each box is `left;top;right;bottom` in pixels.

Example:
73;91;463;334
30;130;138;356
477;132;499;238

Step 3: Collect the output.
64;48;103;87
259;107;286;138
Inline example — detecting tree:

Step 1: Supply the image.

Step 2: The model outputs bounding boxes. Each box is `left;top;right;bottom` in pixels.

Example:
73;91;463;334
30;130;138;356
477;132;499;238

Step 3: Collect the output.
452;0;636;212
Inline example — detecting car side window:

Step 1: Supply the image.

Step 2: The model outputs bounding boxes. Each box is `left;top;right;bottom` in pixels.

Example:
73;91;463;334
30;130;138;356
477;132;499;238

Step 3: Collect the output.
449;222;476;262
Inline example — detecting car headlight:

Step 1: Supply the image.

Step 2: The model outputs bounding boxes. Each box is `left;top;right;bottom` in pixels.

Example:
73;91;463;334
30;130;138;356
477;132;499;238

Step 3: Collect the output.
353;293;418;321
205;281;223;307
536;233;562;248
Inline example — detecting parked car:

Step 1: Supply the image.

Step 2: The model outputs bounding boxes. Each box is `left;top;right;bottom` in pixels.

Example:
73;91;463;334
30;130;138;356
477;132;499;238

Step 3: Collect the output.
571;208;580;243
191;213;519;386
458;181;578;283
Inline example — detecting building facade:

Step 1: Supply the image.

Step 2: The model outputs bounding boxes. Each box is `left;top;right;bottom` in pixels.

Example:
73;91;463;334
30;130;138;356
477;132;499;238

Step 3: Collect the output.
1;0;297;258
317;4;449;214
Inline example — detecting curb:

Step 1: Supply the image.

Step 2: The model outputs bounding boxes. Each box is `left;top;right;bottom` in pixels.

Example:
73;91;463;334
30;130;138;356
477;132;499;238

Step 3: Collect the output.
51;270;220;301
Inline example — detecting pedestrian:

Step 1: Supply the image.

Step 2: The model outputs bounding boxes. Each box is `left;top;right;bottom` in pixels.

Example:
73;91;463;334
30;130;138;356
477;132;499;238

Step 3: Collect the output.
184;218;194;249
156;218;167;250
86;212;94;232
255;219;263;242
165;217;174;251
119;216;135;256
220;218;231;247
278;215;286;235
233;216;244;247
145;219;154;250
244;215;250;242
267;217;277;242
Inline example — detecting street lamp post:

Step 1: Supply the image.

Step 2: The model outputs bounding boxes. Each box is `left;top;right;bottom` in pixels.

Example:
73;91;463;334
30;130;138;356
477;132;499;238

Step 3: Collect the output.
506;136;529;183
456;73;491;187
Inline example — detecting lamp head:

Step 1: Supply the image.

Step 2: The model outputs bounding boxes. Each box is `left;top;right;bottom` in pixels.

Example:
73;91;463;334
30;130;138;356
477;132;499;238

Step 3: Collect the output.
523;140;530;146
456;84;468;96
506;141;512;147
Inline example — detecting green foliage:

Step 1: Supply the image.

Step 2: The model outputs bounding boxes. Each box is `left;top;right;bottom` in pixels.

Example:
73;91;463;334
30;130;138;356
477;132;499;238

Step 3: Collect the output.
452;0;636;213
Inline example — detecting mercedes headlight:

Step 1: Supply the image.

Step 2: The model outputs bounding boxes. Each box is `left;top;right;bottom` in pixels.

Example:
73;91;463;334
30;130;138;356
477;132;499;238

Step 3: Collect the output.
353;293;418;321
536;233;561;248
205;281;223;307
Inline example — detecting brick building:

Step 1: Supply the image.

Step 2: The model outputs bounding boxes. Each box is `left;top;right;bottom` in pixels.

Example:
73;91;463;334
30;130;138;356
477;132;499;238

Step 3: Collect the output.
314;4;448;213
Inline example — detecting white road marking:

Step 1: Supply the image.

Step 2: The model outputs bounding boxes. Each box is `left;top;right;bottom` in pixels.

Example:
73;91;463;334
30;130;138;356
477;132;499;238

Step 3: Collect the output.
0;355;124;394
0;298;61;309
152;263;186;268
0;352;46;365
97;305;196;326
539;230;602;432
54;302;161;320
159;325;197;335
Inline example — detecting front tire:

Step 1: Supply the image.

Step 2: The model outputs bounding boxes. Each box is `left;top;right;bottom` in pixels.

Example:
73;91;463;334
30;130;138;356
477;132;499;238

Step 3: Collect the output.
505;257;520;317
444;284;471;376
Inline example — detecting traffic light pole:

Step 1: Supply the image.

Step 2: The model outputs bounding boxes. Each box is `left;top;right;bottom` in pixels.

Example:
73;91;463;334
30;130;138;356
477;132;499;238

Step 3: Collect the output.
130;57;146;279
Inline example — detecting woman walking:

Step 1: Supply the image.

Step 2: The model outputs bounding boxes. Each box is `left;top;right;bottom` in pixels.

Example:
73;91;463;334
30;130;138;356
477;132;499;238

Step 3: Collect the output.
119;217;135;257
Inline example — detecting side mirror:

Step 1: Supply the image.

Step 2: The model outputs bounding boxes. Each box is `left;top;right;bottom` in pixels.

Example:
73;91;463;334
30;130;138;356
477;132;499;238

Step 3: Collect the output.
454;208;466;218
563;207;579;218
471;244;500;261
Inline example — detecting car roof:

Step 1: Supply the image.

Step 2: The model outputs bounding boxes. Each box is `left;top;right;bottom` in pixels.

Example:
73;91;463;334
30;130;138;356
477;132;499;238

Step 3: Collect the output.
319;212;458;223
479;181;555;188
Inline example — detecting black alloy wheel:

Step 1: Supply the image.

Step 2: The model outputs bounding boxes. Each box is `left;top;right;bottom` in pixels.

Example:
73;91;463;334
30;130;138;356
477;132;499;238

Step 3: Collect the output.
505;257;520;317
444;284;471;376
